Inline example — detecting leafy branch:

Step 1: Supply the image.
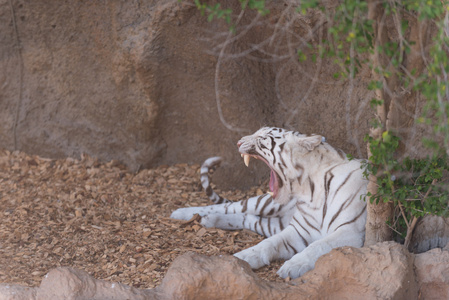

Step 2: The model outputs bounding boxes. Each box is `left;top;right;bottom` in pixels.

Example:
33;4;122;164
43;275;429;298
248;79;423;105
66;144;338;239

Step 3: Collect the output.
189;0;449;244
363;131;449;241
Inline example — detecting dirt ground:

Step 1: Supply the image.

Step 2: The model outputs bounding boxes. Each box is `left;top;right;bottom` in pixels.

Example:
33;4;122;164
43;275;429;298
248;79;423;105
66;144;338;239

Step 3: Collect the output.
0;150;286;289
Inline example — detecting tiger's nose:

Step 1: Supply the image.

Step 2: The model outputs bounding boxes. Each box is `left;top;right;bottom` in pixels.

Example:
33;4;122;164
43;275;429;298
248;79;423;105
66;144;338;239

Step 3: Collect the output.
237;141;243;148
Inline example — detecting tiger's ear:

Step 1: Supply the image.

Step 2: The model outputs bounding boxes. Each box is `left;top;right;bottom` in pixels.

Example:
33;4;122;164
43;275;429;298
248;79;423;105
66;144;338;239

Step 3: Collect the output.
297;135;323;152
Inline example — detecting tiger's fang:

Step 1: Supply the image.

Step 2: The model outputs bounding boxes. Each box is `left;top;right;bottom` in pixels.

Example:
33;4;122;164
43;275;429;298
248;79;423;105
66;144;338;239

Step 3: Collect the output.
244;155;250;167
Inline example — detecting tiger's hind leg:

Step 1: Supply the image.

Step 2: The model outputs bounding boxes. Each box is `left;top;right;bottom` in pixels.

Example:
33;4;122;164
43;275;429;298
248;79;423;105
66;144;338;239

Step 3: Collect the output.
171;193;292;221
200;213;291;237
170;194;295;237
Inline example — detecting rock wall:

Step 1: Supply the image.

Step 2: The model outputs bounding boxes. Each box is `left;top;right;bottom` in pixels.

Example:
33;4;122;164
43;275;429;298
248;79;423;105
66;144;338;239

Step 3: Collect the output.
1;0;433;189
1;0;167;172
1;242;448;300
0;0;379;189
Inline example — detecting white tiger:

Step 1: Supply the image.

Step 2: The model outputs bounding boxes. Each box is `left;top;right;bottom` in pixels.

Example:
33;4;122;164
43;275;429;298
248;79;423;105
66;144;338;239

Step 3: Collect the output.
171;127;368;278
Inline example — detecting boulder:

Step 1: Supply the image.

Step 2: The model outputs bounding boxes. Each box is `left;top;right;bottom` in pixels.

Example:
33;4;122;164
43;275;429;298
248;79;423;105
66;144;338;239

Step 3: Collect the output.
296;241;417;300
0;267;157;300
410;216;449;253
414;247;449;300
4;242;445;300
156;242;417;299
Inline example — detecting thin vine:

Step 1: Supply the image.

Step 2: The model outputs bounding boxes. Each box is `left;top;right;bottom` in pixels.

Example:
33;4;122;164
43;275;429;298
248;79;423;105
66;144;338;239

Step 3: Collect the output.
8;0;24;149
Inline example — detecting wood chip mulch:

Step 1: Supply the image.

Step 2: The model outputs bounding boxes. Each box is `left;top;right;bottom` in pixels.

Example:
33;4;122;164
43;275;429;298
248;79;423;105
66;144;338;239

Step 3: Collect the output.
0;149;286;289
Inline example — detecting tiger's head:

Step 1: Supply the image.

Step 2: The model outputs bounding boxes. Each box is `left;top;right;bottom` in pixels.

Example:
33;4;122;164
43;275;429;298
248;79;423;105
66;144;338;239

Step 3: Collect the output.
237;127;323;204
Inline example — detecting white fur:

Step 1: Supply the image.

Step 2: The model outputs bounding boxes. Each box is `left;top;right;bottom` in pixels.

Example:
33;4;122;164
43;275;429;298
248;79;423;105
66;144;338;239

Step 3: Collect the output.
171;127;368;278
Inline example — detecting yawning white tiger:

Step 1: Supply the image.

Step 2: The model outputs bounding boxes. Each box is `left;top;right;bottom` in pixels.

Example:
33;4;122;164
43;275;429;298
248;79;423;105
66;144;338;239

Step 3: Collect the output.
171;127;368;278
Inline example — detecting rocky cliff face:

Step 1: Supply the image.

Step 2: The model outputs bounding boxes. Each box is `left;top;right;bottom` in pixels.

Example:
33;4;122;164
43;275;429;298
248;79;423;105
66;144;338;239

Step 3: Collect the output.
0;0;383;189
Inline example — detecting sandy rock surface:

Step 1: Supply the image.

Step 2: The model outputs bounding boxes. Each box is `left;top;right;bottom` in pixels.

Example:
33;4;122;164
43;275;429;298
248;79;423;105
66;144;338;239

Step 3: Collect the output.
1;242;449;300
414;247;449;300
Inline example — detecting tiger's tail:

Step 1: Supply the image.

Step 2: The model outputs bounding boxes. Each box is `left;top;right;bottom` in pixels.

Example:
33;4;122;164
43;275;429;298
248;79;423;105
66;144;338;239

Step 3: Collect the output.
201;157;231;204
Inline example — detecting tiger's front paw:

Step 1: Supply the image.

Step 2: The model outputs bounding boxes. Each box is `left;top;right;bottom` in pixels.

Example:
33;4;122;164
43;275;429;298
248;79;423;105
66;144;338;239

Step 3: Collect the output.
234;248;268;269
234;240;273;269
277;254;314;279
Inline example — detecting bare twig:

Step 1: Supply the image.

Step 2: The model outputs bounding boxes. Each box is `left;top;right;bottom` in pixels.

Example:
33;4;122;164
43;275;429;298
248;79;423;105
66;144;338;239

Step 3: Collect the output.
403;216;418;249
397;201;410;228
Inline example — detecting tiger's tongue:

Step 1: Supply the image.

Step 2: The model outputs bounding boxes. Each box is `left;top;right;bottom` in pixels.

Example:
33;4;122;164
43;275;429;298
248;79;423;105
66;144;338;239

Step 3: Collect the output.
269;169;276;192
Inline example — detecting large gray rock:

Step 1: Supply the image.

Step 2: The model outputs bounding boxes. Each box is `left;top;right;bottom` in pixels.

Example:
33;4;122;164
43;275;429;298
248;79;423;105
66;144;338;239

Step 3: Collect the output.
410;216;449;253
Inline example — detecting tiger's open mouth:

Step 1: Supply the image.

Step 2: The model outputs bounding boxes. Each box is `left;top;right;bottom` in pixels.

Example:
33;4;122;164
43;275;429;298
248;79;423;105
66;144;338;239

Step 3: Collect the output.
240;153;281;199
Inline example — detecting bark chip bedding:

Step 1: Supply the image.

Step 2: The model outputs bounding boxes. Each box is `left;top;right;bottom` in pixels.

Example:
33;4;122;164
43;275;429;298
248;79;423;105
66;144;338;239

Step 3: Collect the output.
0;150;284;288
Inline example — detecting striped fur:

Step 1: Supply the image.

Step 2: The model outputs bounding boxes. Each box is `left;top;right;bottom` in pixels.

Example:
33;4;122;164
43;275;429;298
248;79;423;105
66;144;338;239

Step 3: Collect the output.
171;127;368;279
200;157;231;205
